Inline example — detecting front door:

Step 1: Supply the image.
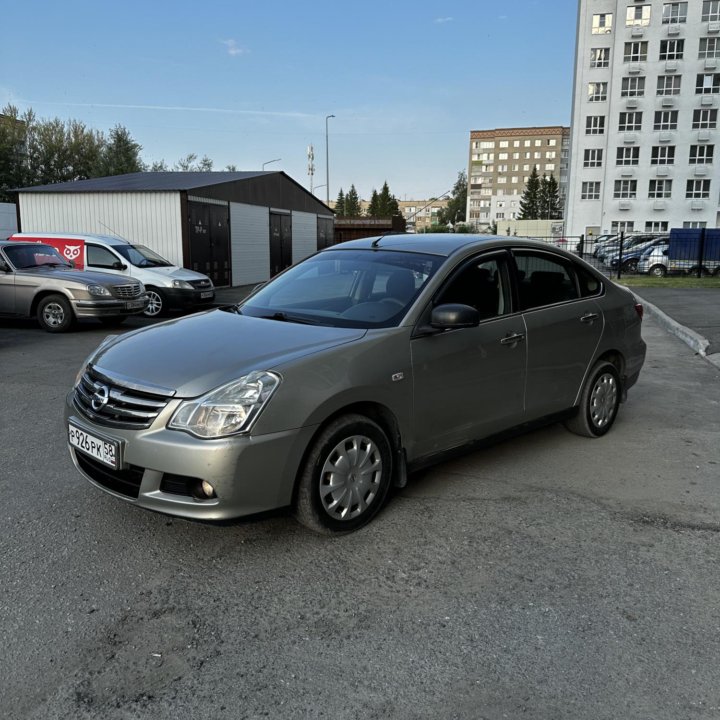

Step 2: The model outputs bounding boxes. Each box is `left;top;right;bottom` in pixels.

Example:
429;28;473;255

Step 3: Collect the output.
410;252;527;458
269;213;293;277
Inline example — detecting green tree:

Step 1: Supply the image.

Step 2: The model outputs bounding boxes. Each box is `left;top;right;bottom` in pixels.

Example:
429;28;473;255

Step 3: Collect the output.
174;153;214;171
367;189;379;217
99;125;143;176
538;173;562;219
518;166;541;220
487;220;498;234
438;170;467;226
367;181;399;217
0;105;33;201
334;188;346;215
344;185;361;216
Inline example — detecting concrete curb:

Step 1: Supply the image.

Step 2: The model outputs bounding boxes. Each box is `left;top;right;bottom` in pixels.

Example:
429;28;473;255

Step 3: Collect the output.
633;292;720;370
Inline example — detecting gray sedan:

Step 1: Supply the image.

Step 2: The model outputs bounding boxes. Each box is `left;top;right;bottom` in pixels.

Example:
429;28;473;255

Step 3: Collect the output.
0;240;148;331
65;235;646;533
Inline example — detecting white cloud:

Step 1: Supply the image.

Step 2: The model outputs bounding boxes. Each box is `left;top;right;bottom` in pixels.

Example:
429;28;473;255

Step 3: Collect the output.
220;39;250;56
434;17;453;24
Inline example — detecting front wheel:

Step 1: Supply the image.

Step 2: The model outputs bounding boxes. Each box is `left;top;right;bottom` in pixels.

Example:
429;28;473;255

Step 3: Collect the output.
622;258;638;273
294;414;393;534
37;294;74;333
565;361;621;438
143;288;166;317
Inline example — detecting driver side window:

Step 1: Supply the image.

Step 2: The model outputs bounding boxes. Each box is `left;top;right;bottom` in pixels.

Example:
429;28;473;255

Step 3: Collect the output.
437;256;509;320
87;245;118;269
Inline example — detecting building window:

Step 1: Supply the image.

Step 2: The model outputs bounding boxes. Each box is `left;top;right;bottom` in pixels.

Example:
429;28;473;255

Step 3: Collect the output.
619;112;642;131
586;116;605;134
581;181;601;200
592;13;613;33
689;144;715;163
480;141;495;149
660;39;685;60
611;221;635;233
591;46;610;67
499;140;509;148
545;164;556;172
646;221;669;232
624;41;648;62
621;77;645;97
693;108;718;128
535;140;542;147
696;73;720;94
686;180;711;198
548;139;557;146
651;146;675;164
657;75;682;95
546;151;556;159
702;1;720;21
498;153;509;160
683;221;707;228
699;38;720;59
662;2;688;23
654;110;678;130
616;147;640;165
584;149;604;168
649;179;673;198
513;140;520;147
627;5;651;26
614;180;638;198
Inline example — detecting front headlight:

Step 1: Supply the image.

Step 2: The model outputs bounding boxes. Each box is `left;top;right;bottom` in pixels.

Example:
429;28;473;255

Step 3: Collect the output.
168;371;281;438
87;284;111;297
172;280;194;290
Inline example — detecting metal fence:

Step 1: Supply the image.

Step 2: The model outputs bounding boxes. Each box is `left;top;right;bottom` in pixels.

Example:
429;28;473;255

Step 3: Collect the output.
515;230;720;280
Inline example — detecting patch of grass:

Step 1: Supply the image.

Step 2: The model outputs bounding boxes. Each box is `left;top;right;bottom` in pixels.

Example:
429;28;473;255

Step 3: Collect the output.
612;275;720;289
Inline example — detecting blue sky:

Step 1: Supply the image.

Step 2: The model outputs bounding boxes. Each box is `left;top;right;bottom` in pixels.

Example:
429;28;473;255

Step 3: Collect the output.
1;0;578;201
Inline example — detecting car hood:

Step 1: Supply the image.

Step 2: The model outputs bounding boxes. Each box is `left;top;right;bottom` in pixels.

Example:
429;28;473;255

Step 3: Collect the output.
92;309;367;397
20;266;134;286
136;265;210;282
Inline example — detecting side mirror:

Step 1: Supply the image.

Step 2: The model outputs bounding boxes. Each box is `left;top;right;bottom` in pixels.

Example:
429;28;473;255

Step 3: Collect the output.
662;250;668;256
430;303;480;330
112;261;127;270
0;259;10;272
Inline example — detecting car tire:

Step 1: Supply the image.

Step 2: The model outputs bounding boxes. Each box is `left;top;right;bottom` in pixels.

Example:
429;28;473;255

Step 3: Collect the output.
37;294;75;333
294;414;393;534
622;259;638;273
648;264;667;278
144;288;166;317
565;361;621;438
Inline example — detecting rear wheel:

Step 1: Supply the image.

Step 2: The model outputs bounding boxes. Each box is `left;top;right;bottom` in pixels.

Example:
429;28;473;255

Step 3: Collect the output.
565;361;621;438
295;414;393;534
648;264;666;278
37;294;74;333
622;258;638;273
144;288;166;317
689;266;710;277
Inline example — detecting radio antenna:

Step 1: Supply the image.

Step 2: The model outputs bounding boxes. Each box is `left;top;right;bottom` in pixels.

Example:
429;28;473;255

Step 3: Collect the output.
98;220;128;241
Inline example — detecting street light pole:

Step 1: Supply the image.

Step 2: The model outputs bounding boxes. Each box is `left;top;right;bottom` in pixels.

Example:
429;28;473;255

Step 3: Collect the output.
262;158;281;170
325;114;335;205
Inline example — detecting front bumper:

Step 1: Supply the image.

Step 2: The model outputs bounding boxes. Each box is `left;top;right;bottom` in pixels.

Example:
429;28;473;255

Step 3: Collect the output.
65;392;316;521
163;287;215;311
73;295;149;317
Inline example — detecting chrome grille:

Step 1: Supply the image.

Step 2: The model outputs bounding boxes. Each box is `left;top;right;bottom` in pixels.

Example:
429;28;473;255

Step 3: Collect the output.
188;278;212;289
73;366;173;429
112;283;143;299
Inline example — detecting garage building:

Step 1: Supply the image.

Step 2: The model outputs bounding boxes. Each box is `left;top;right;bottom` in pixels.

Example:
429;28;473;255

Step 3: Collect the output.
14;171;335;287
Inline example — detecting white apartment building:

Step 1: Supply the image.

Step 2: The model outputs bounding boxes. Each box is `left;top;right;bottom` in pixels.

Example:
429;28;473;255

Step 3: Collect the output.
566;0;720;237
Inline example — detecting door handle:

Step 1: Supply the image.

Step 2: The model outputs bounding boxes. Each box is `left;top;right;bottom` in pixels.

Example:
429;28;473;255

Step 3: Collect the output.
580;312;600;324
500;332;525;346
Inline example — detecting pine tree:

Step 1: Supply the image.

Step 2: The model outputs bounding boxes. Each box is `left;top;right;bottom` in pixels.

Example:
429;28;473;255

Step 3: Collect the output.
335;188;346;216
344;185;361;216
544;174;562;219
518;166;541;220
367;189;380;217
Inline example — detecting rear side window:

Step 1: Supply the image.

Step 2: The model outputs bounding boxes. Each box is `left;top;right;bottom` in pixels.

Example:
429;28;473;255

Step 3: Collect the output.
576;265;603;297
514;252;580;310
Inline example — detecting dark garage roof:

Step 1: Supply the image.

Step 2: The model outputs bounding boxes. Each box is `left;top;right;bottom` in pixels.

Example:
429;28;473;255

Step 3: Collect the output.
15;171;275;193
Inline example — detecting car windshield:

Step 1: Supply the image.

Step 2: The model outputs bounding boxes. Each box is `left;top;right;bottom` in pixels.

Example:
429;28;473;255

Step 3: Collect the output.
238;249;444;328
3;244;72;269
112;244;173;267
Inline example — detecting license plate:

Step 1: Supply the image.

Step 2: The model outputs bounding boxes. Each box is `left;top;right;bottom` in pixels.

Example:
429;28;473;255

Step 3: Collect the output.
200;291;213;299
69;424;119;469
126;299;146;309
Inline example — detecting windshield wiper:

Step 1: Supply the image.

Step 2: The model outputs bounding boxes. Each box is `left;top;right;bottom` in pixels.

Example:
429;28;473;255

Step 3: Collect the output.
260;311;319;325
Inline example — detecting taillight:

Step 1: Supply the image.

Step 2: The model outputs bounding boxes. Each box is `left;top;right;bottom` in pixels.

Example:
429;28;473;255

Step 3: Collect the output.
634;303;644;320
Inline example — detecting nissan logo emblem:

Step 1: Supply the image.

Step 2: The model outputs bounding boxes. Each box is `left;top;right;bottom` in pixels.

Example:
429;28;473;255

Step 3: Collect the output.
91;384;110;412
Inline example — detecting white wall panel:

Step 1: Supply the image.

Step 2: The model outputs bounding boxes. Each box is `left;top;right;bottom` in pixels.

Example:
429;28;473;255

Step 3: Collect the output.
291;211;317;264
0;202;17;238
230;202;269;285
18;193;184;266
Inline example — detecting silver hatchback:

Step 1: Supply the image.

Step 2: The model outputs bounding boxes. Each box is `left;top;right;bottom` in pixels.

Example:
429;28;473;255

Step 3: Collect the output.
65;235;646;533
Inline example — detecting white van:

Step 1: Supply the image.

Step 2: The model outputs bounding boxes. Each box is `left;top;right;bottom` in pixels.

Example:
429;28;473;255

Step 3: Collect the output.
9;233;214;316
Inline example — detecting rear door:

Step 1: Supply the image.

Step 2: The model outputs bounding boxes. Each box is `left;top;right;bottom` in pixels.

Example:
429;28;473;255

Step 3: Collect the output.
513;249;604;418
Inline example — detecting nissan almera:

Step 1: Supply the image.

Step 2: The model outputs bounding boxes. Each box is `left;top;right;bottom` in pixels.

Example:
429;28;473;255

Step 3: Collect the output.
65;235;646;533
